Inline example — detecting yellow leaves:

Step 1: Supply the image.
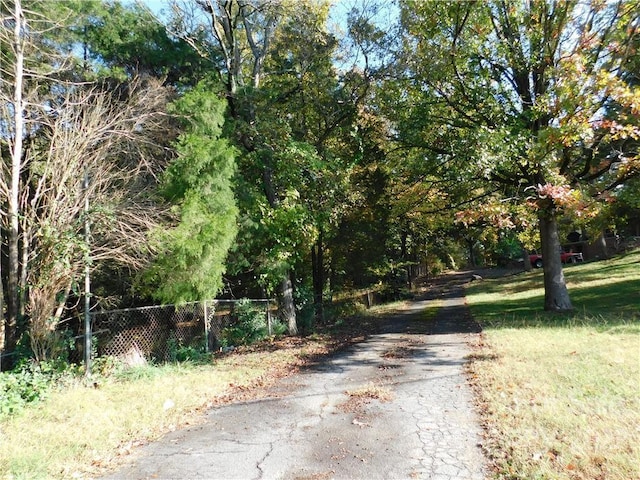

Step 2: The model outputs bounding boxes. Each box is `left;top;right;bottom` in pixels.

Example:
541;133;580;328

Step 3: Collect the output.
618;86;640;116
543;82;638;153
552;57;638;141
614;156;640;179
595;69;635;106
455;201;516;229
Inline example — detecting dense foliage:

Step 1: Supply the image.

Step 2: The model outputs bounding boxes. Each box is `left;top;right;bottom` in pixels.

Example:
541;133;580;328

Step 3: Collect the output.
1;0;638;369
145;82;239;303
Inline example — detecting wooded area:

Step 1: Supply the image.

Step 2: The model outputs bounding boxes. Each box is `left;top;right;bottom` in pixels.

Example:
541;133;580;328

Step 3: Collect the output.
1;0;638;369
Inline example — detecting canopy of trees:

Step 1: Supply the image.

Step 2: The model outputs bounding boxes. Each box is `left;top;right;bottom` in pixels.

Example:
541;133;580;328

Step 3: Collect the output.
1;0;638;368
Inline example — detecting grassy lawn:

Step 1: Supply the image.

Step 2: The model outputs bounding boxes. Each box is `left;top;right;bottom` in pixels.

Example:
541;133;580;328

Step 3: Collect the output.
465;249;640;480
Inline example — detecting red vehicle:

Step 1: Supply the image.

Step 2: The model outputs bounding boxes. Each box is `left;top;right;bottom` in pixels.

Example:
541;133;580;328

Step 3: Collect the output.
529;251;583;268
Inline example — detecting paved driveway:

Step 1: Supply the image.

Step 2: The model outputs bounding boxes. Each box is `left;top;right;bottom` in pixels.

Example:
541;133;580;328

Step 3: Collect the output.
104;286;486;480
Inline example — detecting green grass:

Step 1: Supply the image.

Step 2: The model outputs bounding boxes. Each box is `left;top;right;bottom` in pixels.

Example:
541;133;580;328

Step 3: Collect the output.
467;249;639;328
466;249;640;480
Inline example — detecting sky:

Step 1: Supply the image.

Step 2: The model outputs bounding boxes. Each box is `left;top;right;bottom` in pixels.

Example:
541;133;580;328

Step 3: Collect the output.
134;0;398;72
136;0;399;33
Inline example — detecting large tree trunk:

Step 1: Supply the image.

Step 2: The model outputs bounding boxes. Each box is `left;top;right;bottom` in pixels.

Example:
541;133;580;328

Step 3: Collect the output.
263;162;298;334
19;227;29;318
522;246;532;272
311;230;324;323
466;238;476;267
281;273;297;335
539;214;573;312
594;231;608;259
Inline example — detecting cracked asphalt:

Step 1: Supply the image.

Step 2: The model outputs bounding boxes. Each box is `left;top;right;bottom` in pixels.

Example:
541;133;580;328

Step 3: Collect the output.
103;283;487;480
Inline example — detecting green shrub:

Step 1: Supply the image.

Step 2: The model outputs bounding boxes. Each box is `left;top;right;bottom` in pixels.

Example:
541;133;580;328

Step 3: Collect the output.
269;317;287;337
0;360;80;418
426;256;446;276
167;337;208;363
221;299;269;346
331;299;367;319
92;355;125;376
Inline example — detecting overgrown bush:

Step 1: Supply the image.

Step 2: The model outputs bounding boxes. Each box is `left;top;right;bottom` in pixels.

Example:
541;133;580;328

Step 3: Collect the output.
493;233;524;266
425;256;446;276
0;360;81;418
167;337;208;362
330;299;367;320
91;355;125;376
221;299;270;347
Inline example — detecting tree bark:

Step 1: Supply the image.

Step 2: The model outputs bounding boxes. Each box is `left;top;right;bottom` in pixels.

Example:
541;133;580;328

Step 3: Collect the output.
19;227;29;318
311;230;324;323
467;238;476;267
539;213;573;312
594;231;608;259
522;246;532;272
281;273;297;335
4;0;26;370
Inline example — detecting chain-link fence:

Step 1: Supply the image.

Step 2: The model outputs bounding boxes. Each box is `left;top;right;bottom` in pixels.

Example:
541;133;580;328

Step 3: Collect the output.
90;299;276;365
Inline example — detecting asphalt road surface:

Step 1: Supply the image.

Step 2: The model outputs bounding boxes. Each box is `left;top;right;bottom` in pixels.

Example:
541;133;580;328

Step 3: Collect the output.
104;284;487;480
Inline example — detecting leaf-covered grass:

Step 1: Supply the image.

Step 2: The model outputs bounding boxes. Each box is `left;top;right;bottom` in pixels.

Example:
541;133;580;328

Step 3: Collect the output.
466;249;640;480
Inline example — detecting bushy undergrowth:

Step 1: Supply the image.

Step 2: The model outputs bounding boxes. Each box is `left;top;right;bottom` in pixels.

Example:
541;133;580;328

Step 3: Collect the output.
167;337;209;363
221;299;286;347
0;300;287;420
0;360;82;418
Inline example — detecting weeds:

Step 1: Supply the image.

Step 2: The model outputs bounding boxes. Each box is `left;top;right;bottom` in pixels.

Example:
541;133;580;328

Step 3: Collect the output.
0;360;82;419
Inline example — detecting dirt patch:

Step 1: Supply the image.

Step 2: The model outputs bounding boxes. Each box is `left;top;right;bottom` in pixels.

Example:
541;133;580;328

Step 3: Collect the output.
381;338;424;359
337;383;395;423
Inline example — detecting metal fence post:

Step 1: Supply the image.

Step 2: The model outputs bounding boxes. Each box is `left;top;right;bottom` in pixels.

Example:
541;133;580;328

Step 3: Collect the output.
203;300;209;353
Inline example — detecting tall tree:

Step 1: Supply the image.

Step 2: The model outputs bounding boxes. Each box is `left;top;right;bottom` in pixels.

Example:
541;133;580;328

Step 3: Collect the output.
256;0;374;320
1;0;27;364
145;82;238;303
1;0;81;364
0;0;173;366
82;0;208;86
70;0;215;309
169;0;303;333
396;0;639;311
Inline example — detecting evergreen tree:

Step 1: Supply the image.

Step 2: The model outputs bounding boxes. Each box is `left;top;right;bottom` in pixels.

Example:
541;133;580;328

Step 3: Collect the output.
146;82;238;303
